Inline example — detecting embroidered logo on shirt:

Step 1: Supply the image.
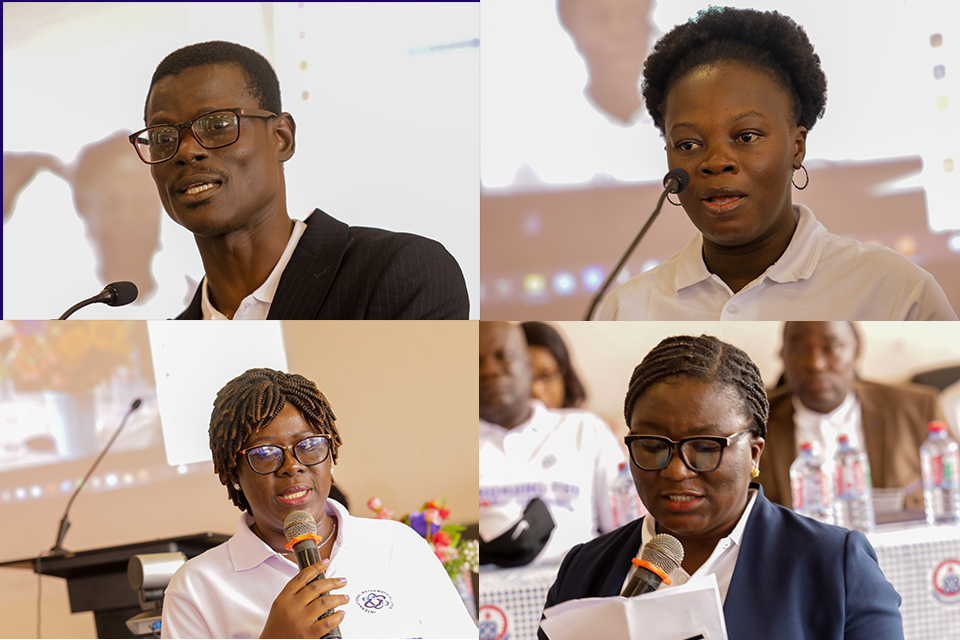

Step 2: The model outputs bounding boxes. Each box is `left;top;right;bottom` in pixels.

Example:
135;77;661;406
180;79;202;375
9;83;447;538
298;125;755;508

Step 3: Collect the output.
356;589;394;613
478;604;508;640
932;558;960;604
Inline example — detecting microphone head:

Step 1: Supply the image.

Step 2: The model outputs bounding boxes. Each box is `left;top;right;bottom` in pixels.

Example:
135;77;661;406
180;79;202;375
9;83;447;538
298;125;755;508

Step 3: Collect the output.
641;533;684;575
104;281;139;307
284;510;317;542
130;398;143;411
663;168;690;194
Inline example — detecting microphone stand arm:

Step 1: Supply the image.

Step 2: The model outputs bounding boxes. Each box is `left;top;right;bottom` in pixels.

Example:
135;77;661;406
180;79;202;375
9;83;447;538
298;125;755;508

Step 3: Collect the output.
583;189;671;321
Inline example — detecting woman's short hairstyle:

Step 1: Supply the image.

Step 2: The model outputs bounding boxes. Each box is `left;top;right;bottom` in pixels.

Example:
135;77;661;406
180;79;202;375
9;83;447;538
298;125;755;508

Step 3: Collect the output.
521;321;588;408
642;6;827;134
209;368;342;512
145;40;282;122
624;335;769;438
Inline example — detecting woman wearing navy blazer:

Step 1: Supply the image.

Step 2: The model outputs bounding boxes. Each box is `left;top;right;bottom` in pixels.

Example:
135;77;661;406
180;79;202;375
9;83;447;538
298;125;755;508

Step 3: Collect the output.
538;335;903;640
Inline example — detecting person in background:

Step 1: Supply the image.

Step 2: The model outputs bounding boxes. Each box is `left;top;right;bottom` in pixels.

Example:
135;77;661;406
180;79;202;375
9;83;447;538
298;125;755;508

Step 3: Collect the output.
479;321;625;566
593;6;955;320
539;334;903;640
521;321;587;410
161;368;477;638
760;321;946;512
940;377;960;437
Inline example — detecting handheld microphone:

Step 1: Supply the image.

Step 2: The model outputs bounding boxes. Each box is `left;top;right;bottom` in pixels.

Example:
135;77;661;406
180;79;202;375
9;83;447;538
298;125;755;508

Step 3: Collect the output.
583;168;690;320
57;281;139;320
284;511;342;639
50;398;143;556
621;533;685;597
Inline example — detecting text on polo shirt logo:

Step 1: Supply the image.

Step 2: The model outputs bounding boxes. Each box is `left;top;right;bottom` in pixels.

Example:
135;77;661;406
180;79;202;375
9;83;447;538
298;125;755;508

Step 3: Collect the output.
357;589;394;613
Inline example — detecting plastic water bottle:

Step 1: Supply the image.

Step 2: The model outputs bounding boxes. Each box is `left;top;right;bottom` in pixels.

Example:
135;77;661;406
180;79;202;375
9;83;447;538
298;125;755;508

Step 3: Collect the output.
790;442;834;524
920;421;960;526
610;462;646;527
833;435;875;532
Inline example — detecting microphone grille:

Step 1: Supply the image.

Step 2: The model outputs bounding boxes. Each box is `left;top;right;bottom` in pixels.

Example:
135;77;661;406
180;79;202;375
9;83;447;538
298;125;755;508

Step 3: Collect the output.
641;533;685;575
283;510;317;542
106;281;139;307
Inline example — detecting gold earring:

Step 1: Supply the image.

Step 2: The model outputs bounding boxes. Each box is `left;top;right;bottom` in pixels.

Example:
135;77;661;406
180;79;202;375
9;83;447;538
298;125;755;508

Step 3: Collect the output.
750;467;760;478
233;483;241;490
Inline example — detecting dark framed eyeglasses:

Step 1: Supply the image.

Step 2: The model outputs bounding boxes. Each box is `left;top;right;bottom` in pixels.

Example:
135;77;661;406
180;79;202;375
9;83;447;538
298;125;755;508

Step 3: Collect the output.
624;428;752;473
128;107;277;164
238;435;331;475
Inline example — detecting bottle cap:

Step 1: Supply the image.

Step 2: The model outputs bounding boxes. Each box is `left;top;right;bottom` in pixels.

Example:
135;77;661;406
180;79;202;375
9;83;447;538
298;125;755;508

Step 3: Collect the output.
928;421;948;433
799;442;813;452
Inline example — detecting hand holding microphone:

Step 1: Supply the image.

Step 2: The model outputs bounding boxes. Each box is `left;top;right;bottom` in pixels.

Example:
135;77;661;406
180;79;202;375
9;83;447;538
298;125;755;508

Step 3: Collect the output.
259;511;344;639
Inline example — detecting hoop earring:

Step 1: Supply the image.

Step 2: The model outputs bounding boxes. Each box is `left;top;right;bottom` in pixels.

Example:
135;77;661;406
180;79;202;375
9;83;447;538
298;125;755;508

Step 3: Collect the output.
666;192;682;206
792;165;809;190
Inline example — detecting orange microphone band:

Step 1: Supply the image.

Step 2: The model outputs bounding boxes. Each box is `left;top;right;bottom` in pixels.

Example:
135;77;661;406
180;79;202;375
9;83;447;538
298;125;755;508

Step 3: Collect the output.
632;558;672;585
285;532;322;551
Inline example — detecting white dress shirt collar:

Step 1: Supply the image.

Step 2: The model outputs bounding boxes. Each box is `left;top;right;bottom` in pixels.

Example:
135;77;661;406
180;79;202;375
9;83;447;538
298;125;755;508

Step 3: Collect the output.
626;488;759;604
202;218;307;320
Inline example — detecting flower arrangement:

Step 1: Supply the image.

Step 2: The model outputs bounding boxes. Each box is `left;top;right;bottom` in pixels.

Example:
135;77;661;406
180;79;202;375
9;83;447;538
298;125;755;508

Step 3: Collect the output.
368;497;479;582
0;321;139;393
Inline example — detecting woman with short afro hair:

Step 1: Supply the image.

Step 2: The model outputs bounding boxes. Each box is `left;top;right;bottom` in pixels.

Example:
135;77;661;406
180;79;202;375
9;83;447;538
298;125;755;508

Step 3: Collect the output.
592;6;955;321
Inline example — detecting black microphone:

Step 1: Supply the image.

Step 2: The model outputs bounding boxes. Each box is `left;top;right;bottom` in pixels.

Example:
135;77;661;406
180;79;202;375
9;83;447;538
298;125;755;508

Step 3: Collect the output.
583;168;690;320
49;398;143;556
57;281;139;320
284;511;342;639
621;533;685;597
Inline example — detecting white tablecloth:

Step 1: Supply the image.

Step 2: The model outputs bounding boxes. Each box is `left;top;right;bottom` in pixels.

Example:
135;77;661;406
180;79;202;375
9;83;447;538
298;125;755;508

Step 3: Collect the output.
478;523;960;640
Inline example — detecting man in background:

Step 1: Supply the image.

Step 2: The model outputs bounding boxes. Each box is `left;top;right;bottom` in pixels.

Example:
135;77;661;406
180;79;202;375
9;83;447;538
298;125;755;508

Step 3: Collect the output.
760;321;945;511
479;321;625;566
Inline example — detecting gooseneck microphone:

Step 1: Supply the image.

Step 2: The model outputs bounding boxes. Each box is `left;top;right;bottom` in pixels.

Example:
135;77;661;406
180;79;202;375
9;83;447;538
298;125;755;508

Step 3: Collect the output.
621;533;685;597
284;511;342;639
57;281;139;320
583;168;690;320
49;398;143;556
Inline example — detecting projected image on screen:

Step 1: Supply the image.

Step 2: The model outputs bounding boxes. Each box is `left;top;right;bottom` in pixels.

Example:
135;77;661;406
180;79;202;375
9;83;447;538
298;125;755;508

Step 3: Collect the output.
480;0;960;320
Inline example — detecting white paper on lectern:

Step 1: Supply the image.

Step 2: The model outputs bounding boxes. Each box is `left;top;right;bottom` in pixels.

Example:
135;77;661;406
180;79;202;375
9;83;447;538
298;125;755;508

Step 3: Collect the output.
540;574;728;640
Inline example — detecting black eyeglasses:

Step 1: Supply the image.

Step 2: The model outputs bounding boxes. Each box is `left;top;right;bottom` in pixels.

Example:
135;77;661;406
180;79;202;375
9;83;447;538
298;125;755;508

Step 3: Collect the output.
624;429;752;473
238;435;331;475
128;107;277;164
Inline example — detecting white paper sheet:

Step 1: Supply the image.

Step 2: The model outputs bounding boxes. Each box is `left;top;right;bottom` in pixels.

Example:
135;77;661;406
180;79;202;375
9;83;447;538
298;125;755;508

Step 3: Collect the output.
540;574;728;640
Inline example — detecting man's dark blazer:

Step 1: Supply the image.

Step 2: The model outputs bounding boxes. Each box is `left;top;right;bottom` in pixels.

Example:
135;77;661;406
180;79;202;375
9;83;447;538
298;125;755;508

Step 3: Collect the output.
538;485;903;640
760;380;945;511
176;209;469;319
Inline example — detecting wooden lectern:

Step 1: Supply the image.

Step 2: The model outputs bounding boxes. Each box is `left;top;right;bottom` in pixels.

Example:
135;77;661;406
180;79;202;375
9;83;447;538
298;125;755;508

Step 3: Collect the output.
0;533;229;638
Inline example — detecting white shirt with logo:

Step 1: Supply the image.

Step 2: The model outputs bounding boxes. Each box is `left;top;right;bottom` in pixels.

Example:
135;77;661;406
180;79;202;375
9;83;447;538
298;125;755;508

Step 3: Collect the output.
479;401;625;564
161;499;478;639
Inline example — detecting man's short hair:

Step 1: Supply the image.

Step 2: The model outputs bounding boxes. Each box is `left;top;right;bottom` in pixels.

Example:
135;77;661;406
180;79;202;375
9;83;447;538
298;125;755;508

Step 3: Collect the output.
144;40;282;123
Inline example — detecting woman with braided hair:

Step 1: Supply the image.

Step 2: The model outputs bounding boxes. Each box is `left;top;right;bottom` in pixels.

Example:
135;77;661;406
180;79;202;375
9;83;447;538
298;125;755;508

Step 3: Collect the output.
161;368;478;639
592;6;955;320
539;335;903;639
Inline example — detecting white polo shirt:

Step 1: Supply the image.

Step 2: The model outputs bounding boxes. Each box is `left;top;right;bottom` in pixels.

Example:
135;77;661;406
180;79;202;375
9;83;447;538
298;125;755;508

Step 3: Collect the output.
161;499;478;639
593;205;957;320
479;401;625;564
201;219;307;320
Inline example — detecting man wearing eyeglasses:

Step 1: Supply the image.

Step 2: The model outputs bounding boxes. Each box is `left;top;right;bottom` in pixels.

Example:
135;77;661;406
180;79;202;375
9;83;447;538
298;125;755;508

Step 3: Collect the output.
132;40;468;320
479;321;628;567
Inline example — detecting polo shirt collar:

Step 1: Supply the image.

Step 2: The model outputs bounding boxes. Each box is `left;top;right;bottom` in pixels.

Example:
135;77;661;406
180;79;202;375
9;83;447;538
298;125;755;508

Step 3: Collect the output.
228;498;350;573
673;205;825;293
